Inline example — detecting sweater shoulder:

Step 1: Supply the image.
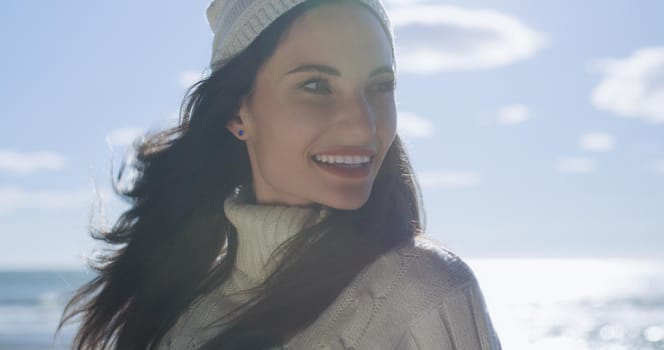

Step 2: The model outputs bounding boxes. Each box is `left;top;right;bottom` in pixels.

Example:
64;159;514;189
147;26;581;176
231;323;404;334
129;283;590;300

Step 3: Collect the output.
353;235;479;305
397;235;479;291
284;236;488;349
325;236;490;349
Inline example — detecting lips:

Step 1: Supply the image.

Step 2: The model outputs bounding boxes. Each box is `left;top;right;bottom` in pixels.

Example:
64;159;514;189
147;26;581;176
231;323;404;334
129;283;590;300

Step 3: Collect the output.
311;149;376;179
312;148;377;157
312;156;373;178
312;155;371;166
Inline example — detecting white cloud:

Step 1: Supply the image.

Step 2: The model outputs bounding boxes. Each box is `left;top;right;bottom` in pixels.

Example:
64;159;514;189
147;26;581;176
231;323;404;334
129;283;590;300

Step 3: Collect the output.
389;5;548;74
554;157;596;174
498;104;530;125
590;47;664;123
398;112;435;138
178;70;204;88
580;132;615;152
418;170;480;188
0;150;65;174
0;186;90;213
106;127;144;147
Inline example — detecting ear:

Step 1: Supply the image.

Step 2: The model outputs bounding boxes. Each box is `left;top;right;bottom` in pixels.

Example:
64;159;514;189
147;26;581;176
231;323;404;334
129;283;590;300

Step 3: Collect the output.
226;115;245;139
226;96;251;139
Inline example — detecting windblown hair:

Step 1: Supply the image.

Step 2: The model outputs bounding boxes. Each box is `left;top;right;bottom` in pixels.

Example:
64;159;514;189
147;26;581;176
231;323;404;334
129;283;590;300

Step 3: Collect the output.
59;1;424;349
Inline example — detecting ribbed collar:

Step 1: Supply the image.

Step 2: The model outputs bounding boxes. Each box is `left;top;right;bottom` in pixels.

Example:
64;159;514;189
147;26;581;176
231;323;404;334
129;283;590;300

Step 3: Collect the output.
223;185;330;284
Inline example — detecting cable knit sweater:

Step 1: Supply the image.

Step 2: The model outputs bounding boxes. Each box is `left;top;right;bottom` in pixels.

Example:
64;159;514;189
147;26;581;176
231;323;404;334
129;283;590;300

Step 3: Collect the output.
160;187;502;349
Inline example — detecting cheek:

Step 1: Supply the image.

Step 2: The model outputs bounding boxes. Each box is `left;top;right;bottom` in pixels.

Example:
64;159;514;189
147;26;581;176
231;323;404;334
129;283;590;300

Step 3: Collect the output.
290;99;337;125
251;110;322;164
375;99;397;138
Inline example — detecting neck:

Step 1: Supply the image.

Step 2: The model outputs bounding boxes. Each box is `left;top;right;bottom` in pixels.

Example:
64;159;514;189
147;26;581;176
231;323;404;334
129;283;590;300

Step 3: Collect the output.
223;185;330;283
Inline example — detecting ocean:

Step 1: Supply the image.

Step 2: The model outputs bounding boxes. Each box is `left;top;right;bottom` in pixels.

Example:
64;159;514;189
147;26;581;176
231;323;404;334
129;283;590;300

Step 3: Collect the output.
1;259;663;349
469;259;664;350
0;270;89;349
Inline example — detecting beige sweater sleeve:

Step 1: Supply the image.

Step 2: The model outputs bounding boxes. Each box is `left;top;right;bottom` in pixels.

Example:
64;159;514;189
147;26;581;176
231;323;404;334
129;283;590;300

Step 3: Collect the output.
393;280;502;350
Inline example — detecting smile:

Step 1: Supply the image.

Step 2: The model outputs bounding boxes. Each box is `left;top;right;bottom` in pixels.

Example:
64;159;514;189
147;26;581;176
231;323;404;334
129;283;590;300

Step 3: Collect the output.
313;154;372;167
311;155;373;179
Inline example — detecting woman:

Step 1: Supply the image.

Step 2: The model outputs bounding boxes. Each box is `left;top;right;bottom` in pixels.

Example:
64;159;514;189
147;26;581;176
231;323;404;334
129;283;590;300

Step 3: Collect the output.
60;0;502;349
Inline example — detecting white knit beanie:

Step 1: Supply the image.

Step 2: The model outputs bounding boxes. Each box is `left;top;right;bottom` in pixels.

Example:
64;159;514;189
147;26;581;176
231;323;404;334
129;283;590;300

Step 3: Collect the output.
206;0;394;71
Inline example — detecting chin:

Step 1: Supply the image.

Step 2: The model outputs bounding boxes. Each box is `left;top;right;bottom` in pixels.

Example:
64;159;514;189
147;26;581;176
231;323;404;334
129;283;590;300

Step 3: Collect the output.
322;191;371;211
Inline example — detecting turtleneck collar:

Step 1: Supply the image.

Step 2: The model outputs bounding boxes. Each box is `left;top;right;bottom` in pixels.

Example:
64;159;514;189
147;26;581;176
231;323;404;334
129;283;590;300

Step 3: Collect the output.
223;185;330;284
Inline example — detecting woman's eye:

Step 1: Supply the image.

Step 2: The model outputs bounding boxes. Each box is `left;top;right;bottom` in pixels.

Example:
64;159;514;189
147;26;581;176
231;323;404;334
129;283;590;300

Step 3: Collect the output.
301;79;332;94
370;80;396;93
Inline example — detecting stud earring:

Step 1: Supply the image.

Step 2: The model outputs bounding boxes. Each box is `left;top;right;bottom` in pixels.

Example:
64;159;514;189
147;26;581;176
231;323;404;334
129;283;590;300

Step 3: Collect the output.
238;130;244;136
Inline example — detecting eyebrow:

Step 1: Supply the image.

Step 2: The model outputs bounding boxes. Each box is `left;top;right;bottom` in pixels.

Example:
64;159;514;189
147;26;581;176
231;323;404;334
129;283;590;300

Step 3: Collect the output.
285;64;394;78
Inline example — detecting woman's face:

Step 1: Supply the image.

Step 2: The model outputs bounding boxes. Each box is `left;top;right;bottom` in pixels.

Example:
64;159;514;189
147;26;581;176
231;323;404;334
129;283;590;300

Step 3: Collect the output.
228;2;396;210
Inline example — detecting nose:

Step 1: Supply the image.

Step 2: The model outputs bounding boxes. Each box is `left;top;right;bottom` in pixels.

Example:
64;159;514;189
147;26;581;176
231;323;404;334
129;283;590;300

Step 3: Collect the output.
338;91;376;139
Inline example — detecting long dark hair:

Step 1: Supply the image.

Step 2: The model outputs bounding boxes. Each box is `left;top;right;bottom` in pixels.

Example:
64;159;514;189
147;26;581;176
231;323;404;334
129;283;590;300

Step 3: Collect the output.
59;1;424;349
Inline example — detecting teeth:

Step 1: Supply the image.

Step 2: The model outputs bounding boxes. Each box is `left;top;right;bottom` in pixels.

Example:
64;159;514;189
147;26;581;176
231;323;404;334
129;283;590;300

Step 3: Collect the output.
314;154;371;165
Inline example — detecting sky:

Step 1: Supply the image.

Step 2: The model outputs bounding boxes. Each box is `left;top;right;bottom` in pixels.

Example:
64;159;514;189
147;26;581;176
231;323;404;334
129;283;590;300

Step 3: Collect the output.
1;0;663;269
